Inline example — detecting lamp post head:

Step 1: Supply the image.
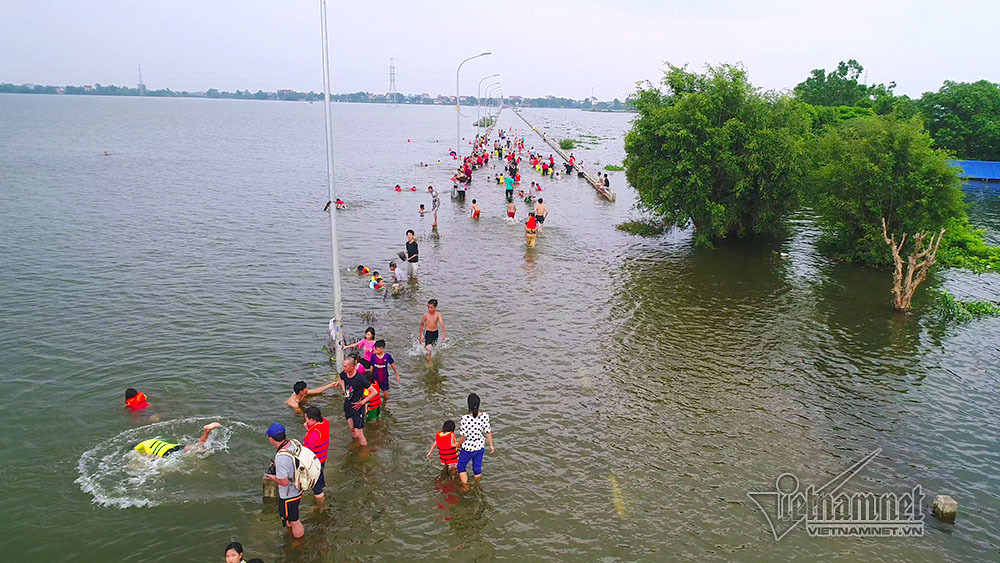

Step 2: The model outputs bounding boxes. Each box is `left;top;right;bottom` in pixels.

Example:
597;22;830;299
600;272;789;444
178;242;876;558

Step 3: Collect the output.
481;52;492;56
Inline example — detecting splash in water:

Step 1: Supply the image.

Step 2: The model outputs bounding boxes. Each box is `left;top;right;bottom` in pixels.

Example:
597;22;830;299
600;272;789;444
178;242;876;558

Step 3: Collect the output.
76;416;249;509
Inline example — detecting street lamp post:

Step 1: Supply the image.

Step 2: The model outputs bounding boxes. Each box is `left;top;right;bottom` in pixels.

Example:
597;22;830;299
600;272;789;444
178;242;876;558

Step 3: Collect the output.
485;84;501;120
456;52;491;156
480;81;500;130
318;0;343;367
477;73;500;134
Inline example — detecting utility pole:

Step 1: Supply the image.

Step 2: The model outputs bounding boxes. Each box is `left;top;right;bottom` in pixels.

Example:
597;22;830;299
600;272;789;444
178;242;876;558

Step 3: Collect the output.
387;57;398;106
456;52;491;155
138;64;145;96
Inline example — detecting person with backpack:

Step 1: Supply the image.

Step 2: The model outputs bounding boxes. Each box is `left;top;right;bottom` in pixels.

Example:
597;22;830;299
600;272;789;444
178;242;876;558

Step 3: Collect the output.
264;422;318;539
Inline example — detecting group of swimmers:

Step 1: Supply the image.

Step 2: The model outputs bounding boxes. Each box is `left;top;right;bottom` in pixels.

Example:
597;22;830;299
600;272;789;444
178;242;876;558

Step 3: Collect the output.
123;125;561;555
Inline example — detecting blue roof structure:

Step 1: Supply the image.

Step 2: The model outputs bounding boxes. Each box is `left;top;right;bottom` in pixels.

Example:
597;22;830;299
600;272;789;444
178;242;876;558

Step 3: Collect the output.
949;160;1000;181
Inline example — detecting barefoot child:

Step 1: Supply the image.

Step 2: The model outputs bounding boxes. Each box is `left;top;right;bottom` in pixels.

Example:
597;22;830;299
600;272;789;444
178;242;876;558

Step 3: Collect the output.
369;339;400;403
471;199;481;219
426;420;459;474
506;201;516;221
419;299;446;362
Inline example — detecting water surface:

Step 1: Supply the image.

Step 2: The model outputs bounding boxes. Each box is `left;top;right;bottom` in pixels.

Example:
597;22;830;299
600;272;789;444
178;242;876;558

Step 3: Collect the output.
1;94;998;561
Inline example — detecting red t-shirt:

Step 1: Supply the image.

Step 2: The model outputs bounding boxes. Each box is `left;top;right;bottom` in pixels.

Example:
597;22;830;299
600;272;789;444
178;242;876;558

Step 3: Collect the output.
526;217;537;230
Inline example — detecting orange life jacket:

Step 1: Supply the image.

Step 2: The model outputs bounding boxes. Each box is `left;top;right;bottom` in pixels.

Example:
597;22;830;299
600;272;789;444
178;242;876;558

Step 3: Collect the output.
304;418;330;463
436;431;458;465
126;392;149;410
366;381;382;410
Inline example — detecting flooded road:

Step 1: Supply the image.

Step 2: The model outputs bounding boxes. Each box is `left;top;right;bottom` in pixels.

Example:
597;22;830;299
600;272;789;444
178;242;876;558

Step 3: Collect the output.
1;94;998;561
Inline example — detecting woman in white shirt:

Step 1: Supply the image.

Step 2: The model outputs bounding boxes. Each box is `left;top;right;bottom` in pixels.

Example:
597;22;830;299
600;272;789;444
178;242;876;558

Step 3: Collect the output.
456;393;494;490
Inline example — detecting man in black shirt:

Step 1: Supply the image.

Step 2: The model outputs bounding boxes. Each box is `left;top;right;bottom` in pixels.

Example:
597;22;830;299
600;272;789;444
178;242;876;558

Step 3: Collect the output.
405;229;419;279
332;355;378;447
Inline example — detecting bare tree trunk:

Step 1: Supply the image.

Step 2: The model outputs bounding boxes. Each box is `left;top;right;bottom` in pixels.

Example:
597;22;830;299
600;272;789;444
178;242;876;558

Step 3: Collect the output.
881;218;945;312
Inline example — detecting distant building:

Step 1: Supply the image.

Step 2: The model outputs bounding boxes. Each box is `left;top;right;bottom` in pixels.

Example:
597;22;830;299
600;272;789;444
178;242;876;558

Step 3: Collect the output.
83;85;93;92
277;89;292;95
22;83;35;88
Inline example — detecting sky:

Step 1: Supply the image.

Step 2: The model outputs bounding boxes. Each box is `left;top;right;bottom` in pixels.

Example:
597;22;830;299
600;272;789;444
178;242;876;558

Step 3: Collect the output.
1;0;998;100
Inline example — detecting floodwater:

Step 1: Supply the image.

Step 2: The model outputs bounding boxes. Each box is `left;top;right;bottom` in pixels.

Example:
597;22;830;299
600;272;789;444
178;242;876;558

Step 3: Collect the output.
1;94;998;562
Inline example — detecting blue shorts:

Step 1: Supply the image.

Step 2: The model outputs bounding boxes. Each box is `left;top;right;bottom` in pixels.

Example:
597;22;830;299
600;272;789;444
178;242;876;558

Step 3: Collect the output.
312;462;325;496
457;448;484;476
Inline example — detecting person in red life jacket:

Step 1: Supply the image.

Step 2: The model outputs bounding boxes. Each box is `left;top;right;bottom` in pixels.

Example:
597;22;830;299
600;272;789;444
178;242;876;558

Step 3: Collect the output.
125;388;149;411
357;265;370;275
426;419;459;474
410;186;417;191
525;212;538;248
394;184;402;192
364;378;382;421
302;406;330;504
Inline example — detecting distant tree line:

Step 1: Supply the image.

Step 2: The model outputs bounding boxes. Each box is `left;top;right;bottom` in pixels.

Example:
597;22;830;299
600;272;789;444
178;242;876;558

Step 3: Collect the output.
0;82;633;110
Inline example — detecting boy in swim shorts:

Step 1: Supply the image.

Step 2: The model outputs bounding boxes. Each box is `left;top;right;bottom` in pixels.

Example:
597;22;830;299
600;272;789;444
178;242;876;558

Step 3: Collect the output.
471;199;481;219
419;299;446;362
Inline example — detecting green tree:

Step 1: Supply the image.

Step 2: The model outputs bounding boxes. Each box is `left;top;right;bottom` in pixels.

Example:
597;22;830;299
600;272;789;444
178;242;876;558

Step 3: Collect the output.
623;63;811;245
919;80;1000;160
807;115;968;266
794;60;870;106
794;59;902;115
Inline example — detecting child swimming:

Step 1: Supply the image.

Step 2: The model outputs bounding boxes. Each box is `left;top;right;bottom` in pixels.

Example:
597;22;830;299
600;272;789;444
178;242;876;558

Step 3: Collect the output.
125;388;149;411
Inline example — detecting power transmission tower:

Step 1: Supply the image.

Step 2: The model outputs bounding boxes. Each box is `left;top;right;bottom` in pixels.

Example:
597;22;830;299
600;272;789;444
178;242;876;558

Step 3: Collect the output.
387;58;398;106
138;64;145;96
